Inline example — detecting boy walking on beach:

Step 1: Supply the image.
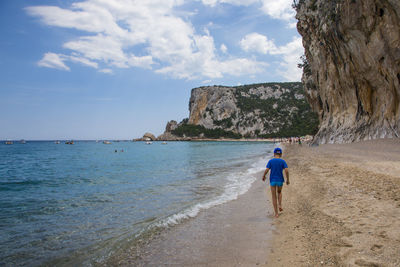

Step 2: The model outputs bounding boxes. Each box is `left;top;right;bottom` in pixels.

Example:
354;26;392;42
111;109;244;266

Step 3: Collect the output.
262;148;289;218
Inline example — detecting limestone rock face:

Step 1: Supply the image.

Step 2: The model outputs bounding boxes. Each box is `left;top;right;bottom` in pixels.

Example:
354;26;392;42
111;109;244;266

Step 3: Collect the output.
157;132;178;141
296;0;400;143
143;132;156;141
157;120;183;141
165;120;178;132
186;83;318;137
188;86;237;129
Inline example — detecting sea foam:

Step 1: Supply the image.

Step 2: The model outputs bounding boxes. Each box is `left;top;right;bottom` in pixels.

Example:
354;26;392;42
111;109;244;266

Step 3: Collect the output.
155;156;267;228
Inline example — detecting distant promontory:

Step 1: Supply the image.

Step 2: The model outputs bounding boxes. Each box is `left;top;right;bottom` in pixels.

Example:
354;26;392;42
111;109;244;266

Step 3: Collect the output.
156;82;319;141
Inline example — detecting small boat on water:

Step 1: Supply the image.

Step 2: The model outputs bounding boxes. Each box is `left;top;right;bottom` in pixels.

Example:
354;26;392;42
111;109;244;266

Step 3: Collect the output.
103;141;112;144
65;141;74;145
161;141;167;145
55;141;60;144
19;140;26;144
145;141;152;145
5;140;13;145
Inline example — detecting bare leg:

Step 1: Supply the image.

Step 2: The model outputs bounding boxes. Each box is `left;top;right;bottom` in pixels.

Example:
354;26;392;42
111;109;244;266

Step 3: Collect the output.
270;186;279;217
277;186;283;211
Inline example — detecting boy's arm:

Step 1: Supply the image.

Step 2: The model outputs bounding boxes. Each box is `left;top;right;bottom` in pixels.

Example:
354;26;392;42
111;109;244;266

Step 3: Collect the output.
285;168;290;185
262;168;270;182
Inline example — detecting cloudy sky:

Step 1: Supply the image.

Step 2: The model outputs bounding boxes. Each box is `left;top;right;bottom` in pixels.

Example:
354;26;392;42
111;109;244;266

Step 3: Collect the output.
0;0;303;140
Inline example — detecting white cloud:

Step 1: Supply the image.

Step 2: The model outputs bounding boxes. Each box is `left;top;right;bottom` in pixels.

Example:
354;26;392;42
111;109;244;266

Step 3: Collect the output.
128;55;153;69
274;36;303;81
201;0;295;24
156;34;267;79
259;0;295;22
240;33;277;54
37;52;70;71
38;51;102;71
69;54;98;68
99;68;113;74
27;0;267;79
215;58;268;77
220;44;228;53
26;4;126;35
201;0;258;7
62;34;130;68
201;0;218;6
240;33;303;81
202;79;212;84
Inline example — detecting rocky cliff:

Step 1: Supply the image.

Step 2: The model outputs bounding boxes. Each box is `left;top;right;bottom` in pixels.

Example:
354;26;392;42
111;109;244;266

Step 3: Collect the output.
157;120;190;141
181;82;318;138
295;0;400;143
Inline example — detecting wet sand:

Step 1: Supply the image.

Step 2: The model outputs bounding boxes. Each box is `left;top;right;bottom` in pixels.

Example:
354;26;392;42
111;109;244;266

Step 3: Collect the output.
113;169;276;266
112;138;400;266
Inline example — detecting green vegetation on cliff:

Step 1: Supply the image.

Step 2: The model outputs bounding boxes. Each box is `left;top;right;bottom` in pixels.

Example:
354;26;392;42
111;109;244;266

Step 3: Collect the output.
172;124;241;139
233;82;319;138
173;82;319;139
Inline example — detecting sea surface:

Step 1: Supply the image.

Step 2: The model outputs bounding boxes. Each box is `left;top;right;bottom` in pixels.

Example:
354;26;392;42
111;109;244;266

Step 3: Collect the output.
0;141;275;266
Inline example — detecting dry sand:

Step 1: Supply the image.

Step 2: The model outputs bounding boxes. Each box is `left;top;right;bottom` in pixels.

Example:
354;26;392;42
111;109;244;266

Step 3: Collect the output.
269;138;400;267
114;138;400;266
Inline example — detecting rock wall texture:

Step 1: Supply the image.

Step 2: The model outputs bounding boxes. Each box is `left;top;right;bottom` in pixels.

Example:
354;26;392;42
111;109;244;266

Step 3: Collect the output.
296;0;400;143
187;83;318;137
157;120;187;141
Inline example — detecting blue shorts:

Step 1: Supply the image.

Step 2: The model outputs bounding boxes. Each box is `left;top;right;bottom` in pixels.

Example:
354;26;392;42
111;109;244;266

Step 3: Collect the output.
270;181;283;187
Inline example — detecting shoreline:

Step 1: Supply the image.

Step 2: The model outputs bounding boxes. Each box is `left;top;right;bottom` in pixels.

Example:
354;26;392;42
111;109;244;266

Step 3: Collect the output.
141;138;309;142
134;138;279;142
106;164;276;266
106;138;399;266
0;138;294;143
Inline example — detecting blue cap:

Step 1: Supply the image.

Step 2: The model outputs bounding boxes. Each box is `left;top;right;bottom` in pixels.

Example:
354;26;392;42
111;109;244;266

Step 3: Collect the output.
274;148;282;154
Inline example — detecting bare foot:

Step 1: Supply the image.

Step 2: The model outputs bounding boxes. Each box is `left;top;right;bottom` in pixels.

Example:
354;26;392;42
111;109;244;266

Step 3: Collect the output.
275;214;279;218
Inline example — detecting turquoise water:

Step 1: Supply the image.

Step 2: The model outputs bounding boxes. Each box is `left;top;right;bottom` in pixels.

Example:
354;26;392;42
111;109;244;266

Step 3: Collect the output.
0;141;274;266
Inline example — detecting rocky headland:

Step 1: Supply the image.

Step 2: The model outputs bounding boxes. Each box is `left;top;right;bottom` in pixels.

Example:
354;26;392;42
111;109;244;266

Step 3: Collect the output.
157;82;319;141
295;0;400;144
133;132;157;141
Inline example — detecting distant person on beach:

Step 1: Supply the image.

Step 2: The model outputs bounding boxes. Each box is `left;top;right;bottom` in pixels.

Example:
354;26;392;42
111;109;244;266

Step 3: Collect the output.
262;147;289;218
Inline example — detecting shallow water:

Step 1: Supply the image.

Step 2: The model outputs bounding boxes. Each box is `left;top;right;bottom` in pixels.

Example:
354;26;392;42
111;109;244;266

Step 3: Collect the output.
0;141;274;266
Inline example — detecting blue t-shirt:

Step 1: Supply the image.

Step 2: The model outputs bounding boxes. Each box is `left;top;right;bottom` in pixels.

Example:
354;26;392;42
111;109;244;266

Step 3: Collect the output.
266;158;288;182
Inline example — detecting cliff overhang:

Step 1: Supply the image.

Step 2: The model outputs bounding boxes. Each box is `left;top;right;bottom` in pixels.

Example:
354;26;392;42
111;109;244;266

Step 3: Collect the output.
296;0;400;143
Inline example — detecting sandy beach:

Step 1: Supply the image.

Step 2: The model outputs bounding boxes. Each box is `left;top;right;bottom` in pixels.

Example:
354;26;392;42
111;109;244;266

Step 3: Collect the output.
108;168;275;266
110;138;400;266
268;138;400;266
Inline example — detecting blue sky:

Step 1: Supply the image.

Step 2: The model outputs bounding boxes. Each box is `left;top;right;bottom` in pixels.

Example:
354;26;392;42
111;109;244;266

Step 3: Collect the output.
0;0;303;140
